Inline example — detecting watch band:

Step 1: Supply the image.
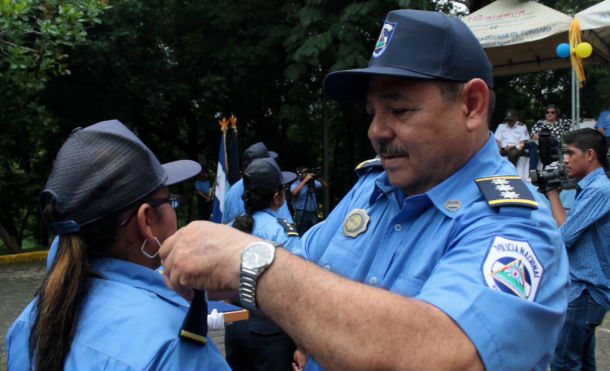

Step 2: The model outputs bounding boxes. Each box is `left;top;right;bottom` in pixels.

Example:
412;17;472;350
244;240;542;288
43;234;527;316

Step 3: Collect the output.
239;268;259;310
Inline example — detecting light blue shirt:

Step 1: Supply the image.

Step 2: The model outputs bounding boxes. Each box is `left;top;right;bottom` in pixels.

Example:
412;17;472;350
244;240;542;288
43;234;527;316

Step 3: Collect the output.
223;179;294;223
296;135;569;371
290;180;322;211
231;208;300;252
595;109;610;136
561;166;610;308
195;179;210;195
6;258;229;371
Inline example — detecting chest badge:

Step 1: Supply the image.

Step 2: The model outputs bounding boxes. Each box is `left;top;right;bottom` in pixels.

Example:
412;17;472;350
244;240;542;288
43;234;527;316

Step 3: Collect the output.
342;208;370;238
444;199;462;212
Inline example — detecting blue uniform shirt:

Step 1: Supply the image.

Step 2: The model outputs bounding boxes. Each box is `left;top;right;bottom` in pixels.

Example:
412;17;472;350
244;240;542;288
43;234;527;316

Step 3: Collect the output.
6;258;229;371
595;109;610;136
290;180;322;211
231;208;300;253
561;166;610;309
223;179;294;223
296;135;569;371
195;179;211;195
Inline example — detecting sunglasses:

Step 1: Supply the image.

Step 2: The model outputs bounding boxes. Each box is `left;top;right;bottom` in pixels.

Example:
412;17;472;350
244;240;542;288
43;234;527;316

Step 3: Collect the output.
546;110;556;114
119;193;181;227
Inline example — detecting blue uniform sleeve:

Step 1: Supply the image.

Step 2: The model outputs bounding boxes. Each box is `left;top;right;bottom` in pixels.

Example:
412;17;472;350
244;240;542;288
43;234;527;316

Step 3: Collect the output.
152;338;230;371
417;206;568;371
561;185;610;248
222;182;244;223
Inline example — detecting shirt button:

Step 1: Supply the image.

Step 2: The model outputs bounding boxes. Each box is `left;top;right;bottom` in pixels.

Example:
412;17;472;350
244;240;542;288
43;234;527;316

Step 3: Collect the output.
324;264;331;271
369;276;378;285
394;224;402;232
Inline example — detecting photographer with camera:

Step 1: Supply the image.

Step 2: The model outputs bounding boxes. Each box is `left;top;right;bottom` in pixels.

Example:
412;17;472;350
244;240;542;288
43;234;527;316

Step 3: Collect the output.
544;128;610;371
290;166;327;235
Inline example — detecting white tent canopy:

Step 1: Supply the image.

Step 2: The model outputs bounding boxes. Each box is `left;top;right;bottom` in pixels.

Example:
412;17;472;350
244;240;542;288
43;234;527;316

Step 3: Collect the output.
462;0;609;76
577;0;610;64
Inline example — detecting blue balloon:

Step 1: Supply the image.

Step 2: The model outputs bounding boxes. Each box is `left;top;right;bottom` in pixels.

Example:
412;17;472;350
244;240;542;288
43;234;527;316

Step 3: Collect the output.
556;43;571;58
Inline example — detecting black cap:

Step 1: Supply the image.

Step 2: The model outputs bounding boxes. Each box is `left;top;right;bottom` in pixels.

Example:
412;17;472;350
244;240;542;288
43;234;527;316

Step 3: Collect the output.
243;158;296;190
323;9;494;102
42;119;201;234
505;109;518;120
242;142;278;166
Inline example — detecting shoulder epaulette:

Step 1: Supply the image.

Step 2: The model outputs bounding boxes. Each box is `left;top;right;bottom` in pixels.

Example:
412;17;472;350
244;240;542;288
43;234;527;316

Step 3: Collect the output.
474;176;538;209
277;218;299;236
354;157;383;176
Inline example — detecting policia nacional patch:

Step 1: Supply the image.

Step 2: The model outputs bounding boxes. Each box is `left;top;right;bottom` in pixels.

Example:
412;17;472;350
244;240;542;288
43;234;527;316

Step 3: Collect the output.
342;209;370;238
474;176;538;209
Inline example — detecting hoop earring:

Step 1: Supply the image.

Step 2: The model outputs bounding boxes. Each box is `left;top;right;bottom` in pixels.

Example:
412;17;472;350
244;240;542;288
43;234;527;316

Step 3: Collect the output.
141;237;162;259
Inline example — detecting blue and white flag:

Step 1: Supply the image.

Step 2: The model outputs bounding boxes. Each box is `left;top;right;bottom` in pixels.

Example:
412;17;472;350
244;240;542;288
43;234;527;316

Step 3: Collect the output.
211;125;230;223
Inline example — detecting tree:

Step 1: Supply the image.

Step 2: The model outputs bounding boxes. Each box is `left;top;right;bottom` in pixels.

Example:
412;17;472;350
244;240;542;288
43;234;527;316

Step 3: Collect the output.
0;0;107;252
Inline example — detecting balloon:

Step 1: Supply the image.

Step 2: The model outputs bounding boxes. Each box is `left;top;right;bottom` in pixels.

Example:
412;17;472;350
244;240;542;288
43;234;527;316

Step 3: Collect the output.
575;42;593;58
556;43;570;58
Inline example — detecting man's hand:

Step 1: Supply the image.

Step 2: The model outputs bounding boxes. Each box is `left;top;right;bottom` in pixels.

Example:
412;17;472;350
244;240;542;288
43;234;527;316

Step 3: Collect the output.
160;221;258;295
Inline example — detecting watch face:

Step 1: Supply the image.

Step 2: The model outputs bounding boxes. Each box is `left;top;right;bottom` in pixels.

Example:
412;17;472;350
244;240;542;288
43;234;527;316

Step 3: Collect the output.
242;242;275;270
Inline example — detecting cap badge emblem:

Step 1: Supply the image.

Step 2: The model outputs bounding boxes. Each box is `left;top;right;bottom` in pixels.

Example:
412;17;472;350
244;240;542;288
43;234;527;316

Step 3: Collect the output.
372;20;397;59
342;208;370;238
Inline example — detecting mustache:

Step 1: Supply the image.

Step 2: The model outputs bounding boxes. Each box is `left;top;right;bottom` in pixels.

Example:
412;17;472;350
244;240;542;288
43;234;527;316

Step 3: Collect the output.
377;143;409;157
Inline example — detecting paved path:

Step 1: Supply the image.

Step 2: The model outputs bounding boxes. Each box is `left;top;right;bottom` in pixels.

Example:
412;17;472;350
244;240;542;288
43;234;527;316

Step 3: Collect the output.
2;259;610;370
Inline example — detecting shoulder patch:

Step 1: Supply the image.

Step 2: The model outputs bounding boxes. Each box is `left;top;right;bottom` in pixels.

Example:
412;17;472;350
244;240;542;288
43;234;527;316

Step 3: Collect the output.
277;218;299;236
475;176;538;209
354;157;383;176
482;235;544;301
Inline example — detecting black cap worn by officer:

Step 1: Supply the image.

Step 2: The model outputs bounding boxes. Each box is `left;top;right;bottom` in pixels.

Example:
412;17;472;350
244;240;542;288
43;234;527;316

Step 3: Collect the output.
323;9;493;102
505;109;518;121
242;142;278;169
243;158;296;191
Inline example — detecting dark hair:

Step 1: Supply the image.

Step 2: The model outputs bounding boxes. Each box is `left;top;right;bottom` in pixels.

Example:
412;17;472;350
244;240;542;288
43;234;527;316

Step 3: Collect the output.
30;190;162;371
232;186;283;233
563;128;609;169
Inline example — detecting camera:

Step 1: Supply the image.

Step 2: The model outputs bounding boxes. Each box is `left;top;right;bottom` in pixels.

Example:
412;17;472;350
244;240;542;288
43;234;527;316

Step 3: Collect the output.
297;167;322;179
529;164;578;192
537;129;560;167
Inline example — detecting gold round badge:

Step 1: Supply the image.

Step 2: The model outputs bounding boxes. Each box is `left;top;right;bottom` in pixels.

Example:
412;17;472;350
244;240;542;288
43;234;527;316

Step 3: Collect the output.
343;209;370;237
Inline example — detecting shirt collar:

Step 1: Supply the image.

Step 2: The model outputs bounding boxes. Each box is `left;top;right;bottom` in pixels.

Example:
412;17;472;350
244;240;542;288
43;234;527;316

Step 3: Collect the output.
577;166;606;189
368;133;507;218
91;257;189;307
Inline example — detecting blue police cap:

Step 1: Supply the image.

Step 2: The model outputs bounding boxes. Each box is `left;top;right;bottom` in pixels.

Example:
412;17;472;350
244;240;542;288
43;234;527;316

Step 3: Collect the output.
323;9;494;102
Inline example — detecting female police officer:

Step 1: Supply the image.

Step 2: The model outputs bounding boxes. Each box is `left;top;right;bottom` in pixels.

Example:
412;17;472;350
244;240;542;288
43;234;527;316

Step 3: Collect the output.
6;120;229;371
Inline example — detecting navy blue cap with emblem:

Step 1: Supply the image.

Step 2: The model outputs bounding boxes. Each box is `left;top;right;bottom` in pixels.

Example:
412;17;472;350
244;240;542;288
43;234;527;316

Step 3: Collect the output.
323;9;494;102
475;176;538;209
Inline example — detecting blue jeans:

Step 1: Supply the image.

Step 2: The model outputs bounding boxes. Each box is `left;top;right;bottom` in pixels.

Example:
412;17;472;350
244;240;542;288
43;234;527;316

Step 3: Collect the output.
551;290;607;371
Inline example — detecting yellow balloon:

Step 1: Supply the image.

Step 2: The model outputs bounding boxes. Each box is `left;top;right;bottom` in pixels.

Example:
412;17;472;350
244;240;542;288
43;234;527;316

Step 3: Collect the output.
575;42;593;58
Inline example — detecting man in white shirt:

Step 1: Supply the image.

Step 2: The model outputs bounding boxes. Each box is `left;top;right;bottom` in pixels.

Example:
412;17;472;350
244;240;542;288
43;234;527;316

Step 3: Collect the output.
495;108;529;165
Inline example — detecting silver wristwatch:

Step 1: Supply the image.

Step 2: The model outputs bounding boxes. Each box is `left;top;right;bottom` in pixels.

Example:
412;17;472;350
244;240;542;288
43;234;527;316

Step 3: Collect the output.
239;240;278;310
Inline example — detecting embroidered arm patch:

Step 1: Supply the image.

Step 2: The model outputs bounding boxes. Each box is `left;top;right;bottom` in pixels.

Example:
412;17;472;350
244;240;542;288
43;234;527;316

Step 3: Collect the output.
475;176;538;209
482;236;544;301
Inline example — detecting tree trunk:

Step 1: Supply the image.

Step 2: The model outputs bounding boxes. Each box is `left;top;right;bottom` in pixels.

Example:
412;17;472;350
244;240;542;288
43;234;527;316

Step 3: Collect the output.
0;223;22;254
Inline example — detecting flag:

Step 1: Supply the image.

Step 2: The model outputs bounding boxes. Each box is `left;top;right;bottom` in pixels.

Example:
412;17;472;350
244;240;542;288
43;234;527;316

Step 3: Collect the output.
211;118;231;223
227;114;241;185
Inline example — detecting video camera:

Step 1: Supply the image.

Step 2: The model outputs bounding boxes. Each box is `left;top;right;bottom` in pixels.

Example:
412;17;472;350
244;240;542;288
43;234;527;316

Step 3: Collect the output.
297;167;322;179
529;129;577;192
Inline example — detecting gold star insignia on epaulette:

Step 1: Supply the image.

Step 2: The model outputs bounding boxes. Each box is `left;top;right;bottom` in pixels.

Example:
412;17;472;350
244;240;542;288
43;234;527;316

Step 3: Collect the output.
475;176;538;209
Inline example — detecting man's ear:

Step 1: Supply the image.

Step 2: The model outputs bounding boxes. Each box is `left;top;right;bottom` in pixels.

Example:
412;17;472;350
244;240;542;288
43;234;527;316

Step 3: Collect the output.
585;148;597;163
461;78;490;132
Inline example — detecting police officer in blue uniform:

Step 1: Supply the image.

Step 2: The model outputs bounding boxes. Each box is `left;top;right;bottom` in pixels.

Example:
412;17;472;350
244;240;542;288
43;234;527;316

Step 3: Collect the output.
225;158;299;371
160;10;569;371
6;120;229;371
223;142;294;224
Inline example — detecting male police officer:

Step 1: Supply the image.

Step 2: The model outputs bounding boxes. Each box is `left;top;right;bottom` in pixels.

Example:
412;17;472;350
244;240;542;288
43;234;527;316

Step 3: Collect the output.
161;10;569;371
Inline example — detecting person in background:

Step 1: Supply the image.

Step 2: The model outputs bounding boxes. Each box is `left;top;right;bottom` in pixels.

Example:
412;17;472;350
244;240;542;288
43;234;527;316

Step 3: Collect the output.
160;10;569;371
195;169;213;220
6;120;229;371
526;104;572;171
594;98;610;146
495;108;529;165
545;129;610;371
222;142;294;224
225;157;299;371
290;167;327;235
